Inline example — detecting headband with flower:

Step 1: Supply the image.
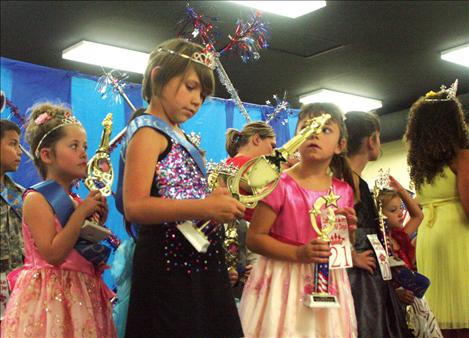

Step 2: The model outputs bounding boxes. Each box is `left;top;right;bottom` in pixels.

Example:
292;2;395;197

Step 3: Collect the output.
34;111;81;158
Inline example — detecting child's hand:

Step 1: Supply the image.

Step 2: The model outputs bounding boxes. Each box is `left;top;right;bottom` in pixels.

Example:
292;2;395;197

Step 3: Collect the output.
389;175;405;193
352;250;376;274
76;190;105;220
205;187;245;223
395;287;415;305
228;268;239;287
296;239;330;264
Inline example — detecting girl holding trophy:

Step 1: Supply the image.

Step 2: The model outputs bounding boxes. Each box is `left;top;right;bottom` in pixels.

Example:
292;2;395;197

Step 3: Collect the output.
378;177;443;338
116;38;245;337
1;103;116;337
239;103;357;338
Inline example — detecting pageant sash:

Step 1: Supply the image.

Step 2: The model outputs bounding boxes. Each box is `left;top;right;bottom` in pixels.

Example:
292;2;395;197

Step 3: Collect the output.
115;114;206;233
29;180;111;266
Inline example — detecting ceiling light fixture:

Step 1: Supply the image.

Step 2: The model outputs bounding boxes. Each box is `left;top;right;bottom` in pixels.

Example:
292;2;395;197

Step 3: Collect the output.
441;43;469;69
62;40;149;74
230;1;326;19
299;89;382;112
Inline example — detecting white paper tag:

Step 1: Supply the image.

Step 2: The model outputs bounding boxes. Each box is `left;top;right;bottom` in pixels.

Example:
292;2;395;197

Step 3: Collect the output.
320;212;353;269
367;234;392;280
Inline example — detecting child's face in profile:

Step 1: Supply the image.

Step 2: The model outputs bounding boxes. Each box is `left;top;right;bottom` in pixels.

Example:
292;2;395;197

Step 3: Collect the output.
383;196;405;228
0;130;22;173
49;125;88;180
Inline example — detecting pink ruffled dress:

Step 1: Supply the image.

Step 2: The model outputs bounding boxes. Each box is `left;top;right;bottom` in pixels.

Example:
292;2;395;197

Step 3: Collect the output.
1;192;116;338
239;173;357;338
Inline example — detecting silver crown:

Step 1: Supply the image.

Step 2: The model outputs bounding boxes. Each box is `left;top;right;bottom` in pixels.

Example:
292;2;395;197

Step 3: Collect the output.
157;47;216;70
424;79;458;102
34;115;82;158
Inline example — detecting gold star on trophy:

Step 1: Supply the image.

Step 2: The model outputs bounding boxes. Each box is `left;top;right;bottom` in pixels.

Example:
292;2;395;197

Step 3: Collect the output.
322;189;341;207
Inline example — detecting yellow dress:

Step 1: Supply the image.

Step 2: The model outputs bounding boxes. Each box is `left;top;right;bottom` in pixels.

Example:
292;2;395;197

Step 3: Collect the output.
417;166;469;329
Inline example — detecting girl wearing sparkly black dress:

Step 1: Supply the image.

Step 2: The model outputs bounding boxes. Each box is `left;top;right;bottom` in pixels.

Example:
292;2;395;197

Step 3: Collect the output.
116;38;245;338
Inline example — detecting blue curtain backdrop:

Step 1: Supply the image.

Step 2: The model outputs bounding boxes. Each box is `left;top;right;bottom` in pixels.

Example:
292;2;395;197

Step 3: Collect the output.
1;56;299;287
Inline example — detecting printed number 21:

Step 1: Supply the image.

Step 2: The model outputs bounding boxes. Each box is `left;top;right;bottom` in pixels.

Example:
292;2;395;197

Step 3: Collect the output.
331;246;349;268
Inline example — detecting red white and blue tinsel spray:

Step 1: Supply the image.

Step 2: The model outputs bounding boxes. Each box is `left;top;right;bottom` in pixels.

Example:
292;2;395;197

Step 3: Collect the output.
178;5;270;123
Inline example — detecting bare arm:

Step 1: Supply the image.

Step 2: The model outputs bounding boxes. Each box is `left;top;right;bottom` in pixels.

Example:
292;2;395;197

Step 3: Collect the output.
389;175;423;235
123;128;245;224
24;190;103;265
247;202;329;263
455;149;469;218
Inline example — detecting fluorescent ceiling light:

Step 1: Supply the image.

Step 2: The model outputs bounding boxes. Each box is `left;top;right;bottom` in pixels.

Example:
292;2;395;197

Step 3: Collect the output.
441;43;469;68
299;89;382;112
62;40;149;74
230;1;326;18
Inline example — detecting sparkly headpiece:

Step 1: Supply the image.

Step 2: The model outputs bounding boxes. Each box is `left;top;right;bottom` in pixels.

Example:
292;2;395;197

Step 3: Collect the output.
34;113;82;158
157;47;216;70
424;79;458;102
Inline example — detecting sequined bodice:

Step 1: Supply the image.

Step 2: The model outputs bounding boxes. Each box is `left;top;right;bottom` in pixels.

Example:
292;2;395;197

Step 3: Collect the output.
140;141;226;275
153;143;208;200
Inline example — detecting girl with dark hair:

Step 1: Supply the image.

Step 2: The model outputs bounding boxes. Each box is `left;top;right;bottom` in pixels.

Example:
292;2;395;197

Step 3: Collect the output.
239;103;358;337
345;110;412;338
404;83;469;337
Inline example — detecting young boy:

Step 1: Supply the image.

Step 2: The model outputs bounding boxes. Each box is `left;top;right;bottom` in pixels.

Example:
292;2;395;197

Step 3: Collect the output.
0;119;24;320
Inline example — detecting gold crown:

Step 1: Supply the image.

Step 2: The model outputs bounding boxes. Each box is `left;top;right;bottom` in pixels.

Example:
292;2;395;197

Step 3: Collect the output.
424;79;458;102
157;47;216;70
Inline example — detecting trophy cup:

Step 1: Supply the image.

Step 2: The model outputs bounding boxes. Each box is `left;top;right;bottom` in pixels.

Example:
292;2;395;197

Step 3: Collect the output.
81;113;114;243
303;188;342;308
227;113;331;208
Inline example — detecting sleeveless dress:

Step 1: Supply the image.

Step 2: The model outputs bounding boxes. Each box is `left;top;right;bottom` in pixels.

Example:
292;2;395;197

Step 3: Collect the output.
239;173;357;338
416;166;469;329
347;177;412;338
123;116;243;338
1;192;116;338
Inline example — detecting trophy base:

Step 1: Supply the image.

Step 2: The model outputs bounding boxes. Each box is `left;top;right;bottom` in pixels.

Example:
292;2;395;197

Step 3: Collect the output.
81;220;112;242
177;221;210;253
303;293;340;308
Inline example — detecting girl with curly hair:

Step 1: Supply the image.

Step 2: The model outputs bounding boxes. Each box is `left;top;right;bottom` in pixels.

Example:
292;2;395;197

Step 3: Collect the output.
404;81;469;337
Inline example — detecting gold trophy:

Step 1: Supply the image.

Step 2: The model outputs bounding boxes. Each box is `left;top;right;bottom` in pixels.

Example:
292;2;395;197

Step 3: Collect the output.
372;169;405;267
227;114;331;207
177;160;239;253
303;190;341;308
81;113;113;242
